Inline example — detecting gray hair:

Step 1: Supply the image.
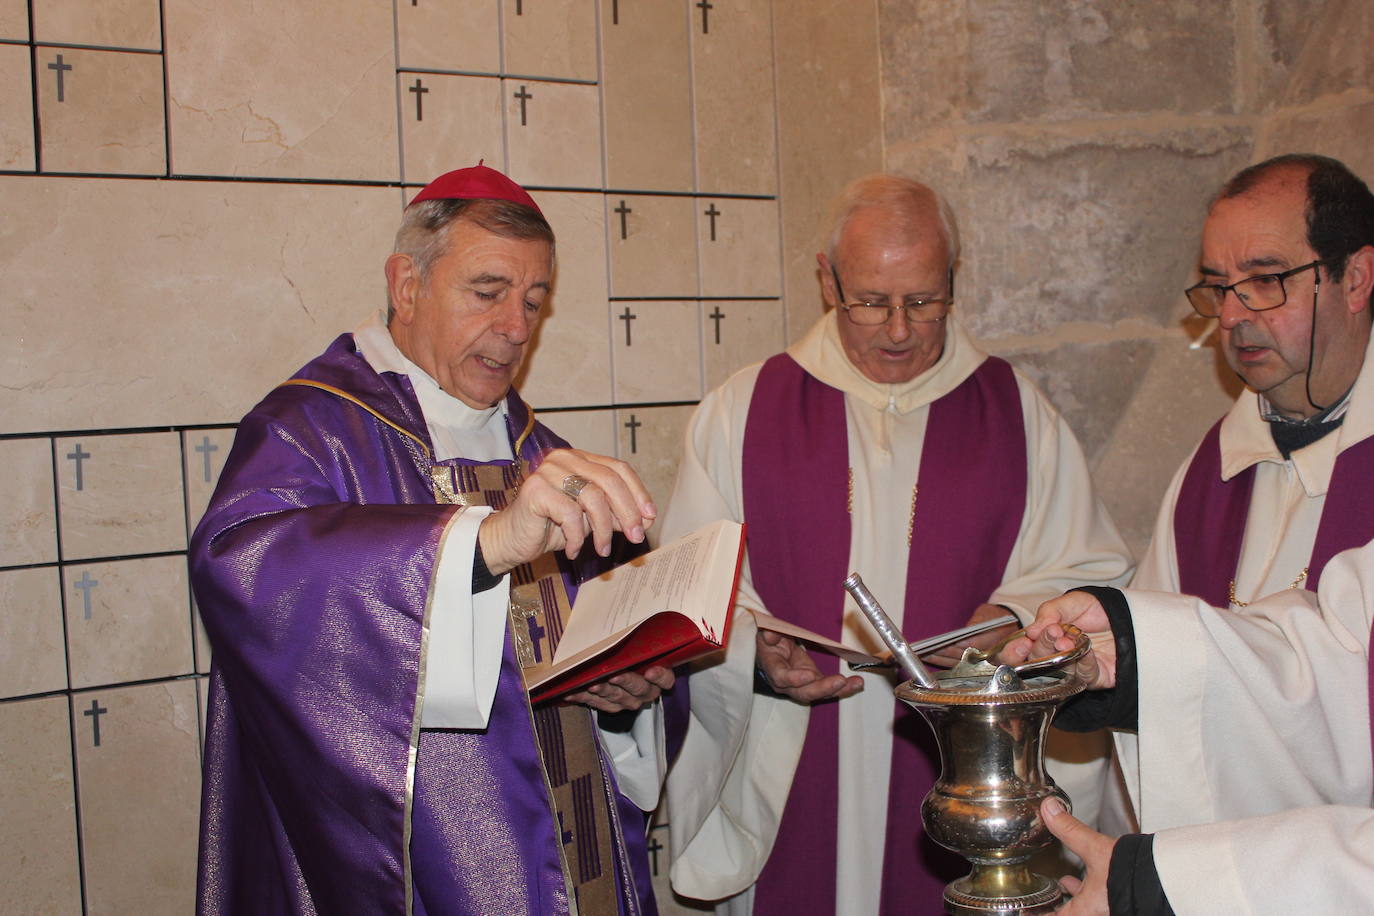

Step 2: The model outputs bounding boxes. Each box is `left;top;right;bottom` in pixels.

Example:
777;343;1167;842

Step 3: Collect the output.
388;197;555;318
823;174;961;269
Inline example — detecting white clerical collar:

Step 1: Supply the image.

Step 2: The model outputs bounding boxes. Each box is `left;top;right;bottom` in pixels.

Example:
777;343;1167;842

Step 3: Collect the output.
352;310;513;462
787;309;989;414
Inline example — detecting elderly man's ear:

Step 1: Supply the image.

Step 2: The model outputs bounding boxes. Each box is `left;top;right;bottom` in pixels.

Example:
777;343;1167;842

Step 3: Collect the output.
1343;245;1374;316
385;253;420;325
816;251;839;307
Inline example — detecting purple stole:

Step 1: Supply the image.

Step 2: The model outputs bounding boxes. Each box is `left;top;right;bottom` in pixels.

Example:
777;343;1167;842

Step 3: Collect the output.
1174;419;1374;604
742;353;1027;915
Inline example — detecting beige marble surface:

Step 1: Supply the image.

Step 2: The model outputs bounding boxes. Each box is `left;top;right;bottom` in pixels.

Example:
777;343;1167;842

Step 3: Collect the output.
611;299;701;404
0;696;82;914
181;428;235;539
607;194;699;298
504;78;602;188
72;679;200;915
0;0;26;40
165;0;396;180
34;0;161;49
539;409;617;459
397;0;500;74
399;73;504;186
615;404;695;540
35;46;165;175
691;0;776;195
697;197;781;298
0;44;34;170
0;568;66;698
2;176;399;433
701;299;786;393
601;0;693;192
64;556;194;689
517;191;614;408
55;432;185;561
0;437;57;565
503;0;597;82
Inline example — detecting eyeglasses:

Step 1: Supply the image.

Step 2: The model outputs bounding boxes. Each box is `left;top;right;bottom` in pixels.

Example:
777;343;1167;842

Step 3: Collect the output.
832;267;953;325
1184;260;1327;318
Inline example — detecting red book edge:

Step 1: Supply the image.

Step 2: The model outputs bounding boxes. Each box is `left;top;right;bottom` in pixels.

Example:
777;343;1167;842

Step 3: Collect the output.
530;522;747;705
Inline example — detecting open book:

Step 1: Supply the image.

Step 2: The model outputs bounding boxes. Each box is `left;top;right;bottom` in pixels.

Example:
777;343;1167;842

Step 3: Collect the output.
527;519;745;703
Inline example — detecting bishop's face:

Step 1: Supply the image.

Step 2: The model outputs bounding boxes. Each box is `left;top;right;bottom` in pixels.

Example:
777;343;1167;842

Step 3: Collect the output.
820;207;951;385
388;219;552;409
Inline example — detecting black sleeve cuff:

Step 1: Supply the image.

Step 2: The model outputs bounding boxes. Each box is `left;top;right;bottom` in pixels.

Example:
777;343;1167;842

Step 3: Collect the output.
1049;586;1138;732
472;538;503;594
1107;833;1175;915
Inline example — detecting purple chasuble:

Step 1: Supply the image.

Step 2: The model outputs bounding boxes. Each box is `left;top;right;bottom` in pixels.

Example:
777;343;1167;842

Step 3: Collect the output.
1174;419;1374;606
741;353;1027;915
192;333;665;915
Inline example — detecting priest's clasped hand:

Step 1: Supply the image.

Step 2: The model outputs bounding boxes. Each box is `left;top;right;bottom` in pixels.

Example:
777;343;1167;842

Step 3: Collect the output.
997;591;1117;691
563;665;676;714
477;448;657;575
755;629;864;702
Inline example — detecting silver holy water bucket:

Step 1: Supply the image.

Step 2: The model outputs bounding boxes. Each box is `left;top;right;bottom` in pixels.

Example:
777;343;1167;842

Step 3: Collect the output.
844;574;1089;916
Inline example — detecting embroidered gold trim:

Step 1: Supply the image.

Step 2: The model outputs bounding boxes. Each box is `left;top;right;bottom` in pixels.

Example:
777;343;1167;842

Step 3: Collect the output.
846;467;854;514
279;379;432;458
512;404;537;458
907;482;919;547
1228;567;1308;608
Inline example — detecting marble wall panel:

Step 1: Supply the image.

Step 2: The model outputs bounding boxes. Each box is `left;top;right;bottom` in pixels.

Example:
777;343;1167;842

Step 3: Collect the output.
55;432;185;561
701;300;785;392
182;428;235;537
64;556;194;689
601;0;693;192
1;177;398;433
399;73;504;185
0;568;66;698
0;437;57;566
697;197;781;297
72;680;200;915
503;0;597;82
611;300;701;404
165;0;396;180
691;0;776;195
0;43;35;170
397;0;500;74
35;47;165;175
539;409;617;459
615;404;695;539
518;191;614;408
606;194;699;298
916;127;1253;342
0;0;26;40
773;1;882;344
33;0;160;49
504;78;602;188
0;696;82;914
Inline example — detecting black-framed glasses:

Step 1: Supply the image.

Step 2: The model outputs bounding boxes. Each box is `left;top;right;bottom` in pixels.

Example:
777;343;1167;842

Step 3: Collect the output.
832;267;954;325
1184;260;1327;318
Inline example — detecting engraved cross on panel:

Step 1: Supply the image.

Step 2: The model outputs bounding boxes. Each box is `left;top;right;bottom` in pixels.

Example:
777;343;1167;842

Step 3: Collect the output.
66;442;91;491
703;202;721;242
708;305;726;345
647;833;664;875
195;436;219;483
514;85;533;127
74;571;99;620
618;306;636;346
48;54;73;103
697;0;714;34
614;200;632;240
409;78;429;121
623;414;642;454
83;698;108;747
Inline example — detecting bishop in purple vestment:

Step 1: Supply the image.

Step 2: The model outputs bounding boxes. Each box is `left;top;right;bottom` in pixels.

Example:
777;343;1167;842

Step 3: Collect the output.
192;165;681;915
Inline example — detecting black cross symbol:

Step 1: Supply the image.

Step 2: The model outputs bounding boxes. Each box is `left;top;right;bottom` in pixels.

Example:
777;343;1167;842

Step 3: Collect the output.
647;834;664;875
614;200;632;240
618;306;637;346
195;436;219;483
74;571;99;620
48;54;73;103
624;415;642;454
514;85;533;127
708;305;726;344
697;0;713;34
83;699;108;747
66;443;91;491
703;202;721;241
409;78;429;121
515;0;523;13
611;0;620;25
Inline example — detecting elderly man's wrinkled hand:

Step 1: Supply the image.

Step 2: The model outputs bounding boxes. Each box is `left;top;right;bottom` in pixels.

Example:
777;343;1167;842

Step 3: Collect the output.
756;629;864;703
563;665;674;714
924;602;1022;668
1040;797;1113;915
997;592;1117;690
478;448;655;574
